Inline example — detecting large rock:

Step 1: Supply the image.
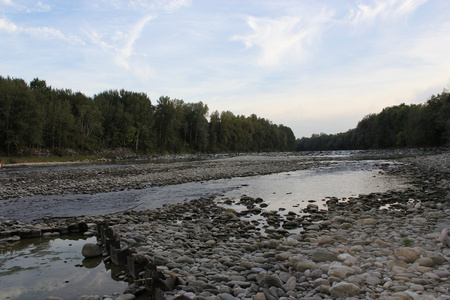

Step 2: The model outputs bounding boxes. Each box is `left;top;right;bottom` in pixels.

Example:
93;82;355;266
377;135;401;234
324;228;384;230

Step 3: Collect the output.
81;243;102;258
329;282;360;298
395;247;419;263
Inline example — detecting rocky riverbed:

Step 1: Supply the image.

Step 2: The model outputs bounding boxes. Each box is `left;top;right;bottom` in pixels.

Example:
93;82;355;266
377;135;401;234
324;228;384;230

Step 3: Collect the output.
0;150;449;300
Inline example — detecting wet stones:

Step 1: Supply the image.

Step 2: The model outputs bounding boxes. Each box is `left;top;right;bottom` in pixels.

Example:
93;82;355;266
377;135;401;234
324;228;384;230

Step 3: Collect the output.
81;243;102;258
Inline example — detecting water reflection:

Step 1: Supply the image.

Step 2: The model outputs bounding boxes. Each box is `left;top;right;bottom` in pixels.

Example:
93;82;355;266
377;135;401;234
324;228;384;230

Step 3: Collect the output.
0;235;128;300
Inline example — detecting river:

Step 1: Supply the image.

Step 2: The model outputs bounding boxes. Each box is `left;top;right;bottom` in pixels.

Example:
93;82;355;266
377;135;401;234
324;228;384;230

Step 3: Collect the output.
0;153;413;299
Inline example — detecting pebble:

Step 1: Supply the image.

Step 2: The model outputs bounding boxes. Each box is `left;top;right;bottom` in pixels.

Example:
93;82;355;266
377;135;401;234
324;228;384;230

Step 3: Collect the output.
1;150;449;300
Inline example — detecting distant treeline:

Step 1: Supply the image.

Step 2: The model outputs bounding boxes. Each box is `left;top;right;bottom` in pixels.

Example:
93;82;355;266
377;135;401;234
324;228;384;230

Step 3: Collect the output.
0;76;295;155
296;91;450;151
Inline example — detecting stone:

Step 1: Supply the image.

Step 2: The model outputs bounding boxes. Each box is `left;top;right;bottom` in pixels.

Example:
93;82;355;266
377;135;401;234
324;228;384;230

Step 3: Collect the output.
257;274;284;289
317;236;334;245
116;295;136;300
365;276;381;285
329;282;360;298
387;260;409;270
218;293;238;300
395;247;419;263
252;292;267;300
291;256;315;272
311;251;339;262
284;277;297;291
175;255;195;264
81;243;102;258
415;257;434;267
328;262;356;279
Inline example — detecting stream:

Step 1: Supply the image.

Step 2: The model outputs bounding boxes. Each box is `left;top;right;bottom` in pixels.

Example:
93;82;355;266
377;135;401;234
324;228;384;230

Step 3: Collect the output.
0;156;412;299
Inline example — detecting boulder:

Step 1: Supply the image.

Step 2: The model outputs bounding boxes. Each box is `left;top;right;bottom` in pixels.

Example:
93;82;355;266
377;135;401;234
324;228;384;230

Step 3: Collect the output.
81;243;102;258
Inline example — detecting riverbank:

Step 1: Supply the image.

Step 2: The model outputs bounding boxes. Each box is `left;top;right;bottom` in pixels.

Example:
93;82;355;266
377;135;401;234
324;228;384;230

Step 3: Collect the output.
0;150;449;299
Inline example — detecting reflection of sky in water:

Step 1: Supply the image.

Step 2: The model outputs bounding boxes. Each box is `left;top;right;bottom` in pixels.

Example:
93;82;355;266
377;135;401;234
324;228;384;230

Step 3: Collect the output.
218;167;411;212
0;236;128;300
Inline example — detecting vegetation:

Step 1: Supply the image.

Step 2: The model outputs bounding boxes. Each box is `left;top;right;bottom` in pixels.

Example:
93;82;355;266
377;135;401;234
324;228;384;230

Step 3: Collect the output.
296;91;450;151
0;76;296;156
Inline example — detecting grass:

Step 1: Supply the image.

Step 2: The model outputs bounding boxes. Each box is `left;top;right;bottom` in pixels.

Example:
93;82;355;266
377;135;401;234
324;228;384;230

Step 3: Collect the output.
401;237;414;247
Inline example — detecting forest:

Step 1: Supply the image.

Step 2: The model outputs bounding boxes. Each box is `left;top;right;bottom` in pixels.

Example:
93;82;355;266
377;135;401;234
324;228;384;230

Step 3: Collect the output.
0;76;296;155
296;91;450;151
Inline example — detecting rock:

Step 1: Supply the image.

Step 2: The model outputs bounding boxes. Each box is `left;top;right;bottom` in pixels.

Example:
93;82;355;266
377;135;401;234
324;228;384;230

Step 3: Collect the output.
387;260;410;270
365;276;381;285
329;282;360;298
78;296;100;300
317;236;334;244
175;255;195;264
311;251;339;262
395;247;419;263
252;292;267;300
257;274;284;289
218;293;238;300
116;295;136;300
328;262;356;279
284;277;297;291
415;257;435;267
293;258;316;272
6;235;20;242
81;243;102;258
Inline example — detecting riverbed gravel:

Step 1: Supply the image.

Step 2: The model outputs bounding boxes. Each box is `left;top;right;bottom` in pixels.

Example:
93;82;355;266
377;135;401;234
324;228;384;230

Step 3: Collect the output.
0;150;449;300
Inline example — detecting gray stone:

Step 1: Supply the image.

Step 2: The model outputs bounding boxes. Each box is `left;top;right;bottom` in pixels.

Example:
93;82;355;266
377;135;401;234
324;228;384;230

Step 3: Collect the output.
81;243;102;258
116;295;136;300
311;251;339;262
329;282;360;298
395;247;419;263
328;262;356;279
257;275;284;289
175;255;195;264
284;277;297;291
365;276;381;285
218;293;238;300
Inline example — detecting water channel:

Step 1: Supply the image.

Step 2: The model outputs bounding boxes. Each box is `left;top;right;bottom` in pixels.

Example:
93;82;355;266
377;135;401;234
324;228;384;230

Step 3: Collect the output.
0;157;412;299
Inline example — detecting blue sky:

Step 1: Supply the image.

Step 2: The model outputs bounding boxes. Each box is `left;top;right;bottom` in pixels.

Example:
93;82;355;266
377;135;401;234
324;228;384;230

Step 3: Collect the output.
1;0;449;138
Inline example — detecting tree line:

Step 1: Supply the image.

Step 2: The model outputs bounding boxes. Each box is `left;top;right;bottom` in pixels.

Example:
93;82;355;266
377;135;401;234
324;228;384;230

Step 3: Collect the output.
296;91;450;151
0;76;296;155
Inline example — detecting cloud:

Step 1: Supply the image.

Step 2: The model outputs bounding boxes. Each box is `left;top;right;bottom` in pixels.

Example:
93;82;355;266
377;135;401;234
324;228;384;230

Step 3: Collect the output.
347;0;427;26
115;15;154;69
102;0;191;12
0;17;84;44
232;9;333;67
86;14;154;79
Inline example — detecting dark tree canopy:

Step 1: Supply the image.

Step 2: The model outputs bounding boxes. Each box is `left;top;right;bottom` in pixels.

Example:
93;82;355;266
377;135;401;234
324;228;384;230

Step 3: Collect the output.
296;91;450;151
0;76;296;155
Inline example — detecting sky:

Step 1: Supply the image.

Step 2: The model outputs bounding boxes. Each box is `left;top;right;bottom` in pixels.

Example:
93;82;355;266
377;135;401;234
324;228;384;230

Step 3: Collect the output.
1;0;449;138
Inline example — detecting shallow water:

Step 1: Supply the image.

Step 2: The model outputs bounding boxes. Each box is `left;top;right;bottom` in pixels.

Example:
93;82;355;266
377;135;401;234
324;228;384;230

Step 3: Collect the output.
0;158;412;299
0;235;128;300
0;160;410;223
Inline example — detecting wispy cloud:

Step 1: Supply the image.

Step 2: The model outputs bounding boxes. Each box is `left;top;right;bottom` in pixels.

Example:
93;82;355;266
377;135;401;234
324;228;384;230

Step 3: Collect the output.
0;16;84;44
102;0;191;12
347;0;427;26
114;15;154;69
232;9;333;67
86;14;154;79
